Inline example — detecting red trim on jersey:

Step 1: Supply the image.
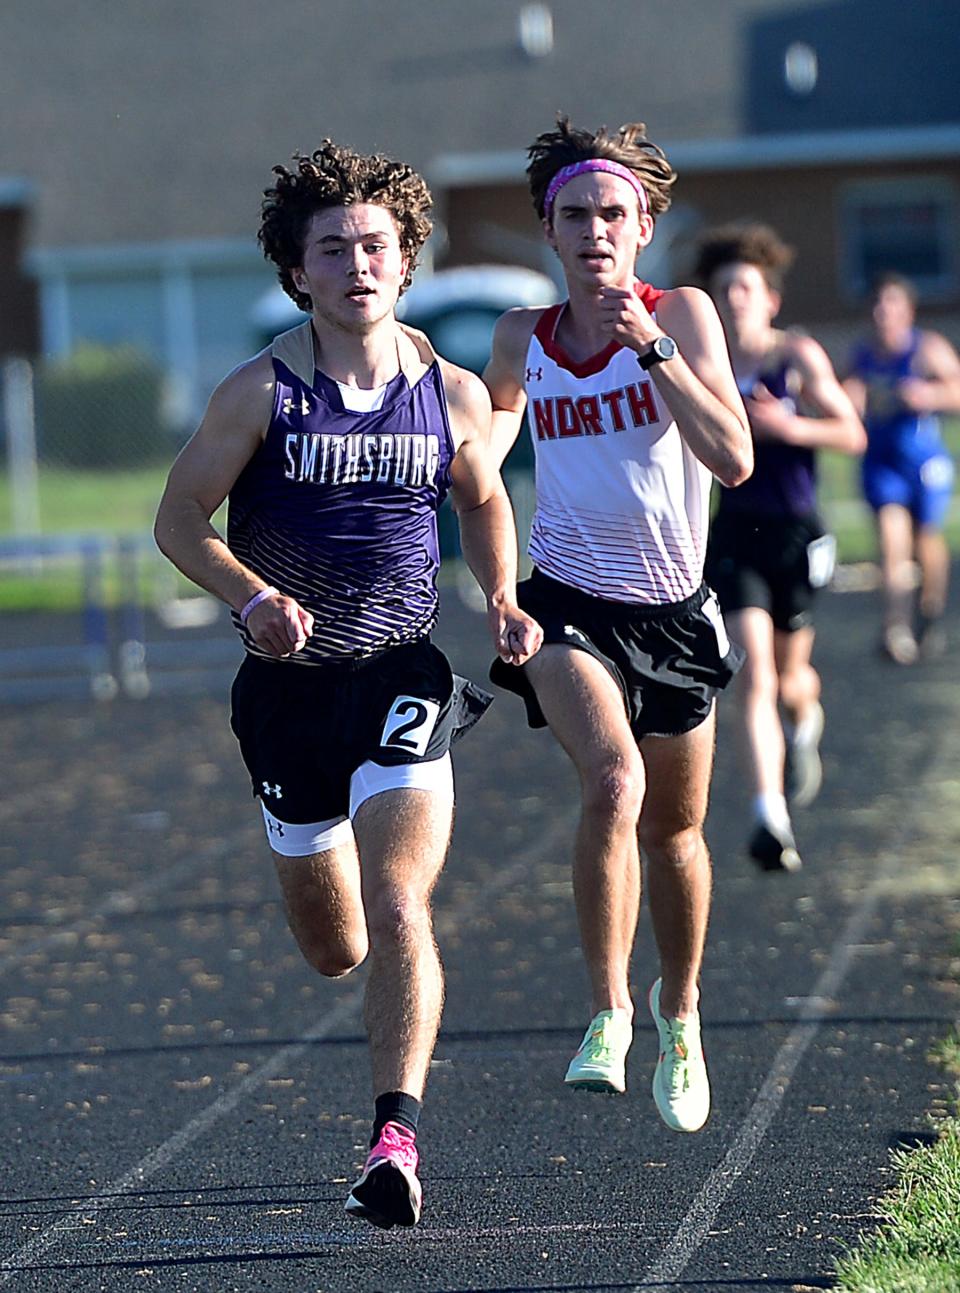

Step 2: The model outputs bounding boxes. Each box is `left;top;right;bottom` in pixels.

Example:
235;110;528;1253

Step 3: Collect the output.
533;281;666;379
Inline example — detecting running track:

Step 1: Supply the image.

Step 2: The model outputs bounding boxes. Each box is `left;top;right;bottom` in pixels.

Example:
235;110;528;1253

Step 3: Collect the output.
0;584;957;1292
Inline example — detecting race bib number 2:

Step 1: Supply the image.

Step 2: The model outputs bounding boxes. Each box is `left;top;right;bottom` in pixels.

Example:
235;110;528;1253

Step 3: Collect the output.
380;696;441;757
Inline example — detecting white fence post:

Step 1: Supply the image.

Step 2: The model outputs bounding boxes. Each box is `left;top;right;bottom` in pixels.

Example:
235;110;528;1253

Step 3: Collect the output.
2;358;41;536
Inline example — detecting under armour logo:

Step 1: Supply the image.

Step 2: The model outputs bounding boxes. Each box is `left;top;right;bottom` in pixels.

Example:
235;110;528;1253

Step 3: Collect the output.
282;396;311;416
266;818;285;837
526;367;543;382
262;781;282;798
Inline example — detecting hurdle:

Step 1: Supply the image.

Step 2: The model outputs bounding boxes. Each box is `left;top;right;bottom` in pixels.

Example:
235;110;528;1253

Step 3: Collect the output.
116;534;151;698
0;534;118;702
114;533;241;696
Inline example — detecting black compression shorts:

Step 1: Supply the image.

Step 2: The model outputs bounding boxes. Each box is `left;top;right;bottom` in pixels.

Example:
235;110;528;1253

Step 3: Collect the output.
705;510;831;633
490;569;743;740
230;639;491;822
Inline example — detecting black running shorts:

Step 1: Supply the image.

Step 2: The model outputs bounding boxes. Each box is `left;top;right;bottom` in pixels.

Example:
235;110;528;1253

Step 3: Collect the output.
705;509;831;633
230;639;492;823
489;569;744;740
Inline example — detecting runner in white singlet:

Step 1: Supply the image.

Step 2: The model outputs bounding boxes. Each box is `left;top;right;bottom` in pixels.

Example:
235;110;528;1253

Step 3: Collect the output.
483;116;752;1133
697;222;865;874
523;289;712;603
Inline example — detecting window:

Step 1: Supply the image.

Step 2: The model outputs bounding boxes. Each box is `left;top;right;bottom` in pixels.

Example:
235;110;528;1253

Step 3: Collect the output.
840;177;957;301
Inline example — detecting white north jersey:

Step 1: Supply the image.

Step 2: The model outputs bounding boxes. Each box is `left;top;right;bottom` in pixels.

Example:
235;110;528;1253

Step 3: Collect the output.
523;289;713;604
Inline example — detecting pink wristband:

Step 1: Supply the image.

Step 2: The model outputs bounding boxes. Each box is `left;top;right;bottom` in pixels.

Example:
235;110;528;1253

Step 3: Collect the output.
240;586;278;625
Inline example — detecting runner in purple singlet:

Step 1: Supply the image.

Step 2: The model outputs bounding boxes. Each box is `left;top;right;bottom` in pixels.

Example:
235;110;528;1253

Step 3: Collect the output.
698;223;865;872
155;141;542;1230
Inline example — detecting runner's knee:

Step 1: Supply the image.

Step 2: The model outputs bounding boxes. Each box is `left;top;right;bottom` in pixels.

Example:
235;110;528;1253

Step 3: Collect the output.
299;942;367;979
640;823;705;871
365;888;432;948
581;755;644;823
311;947;367;979
740;654;778;704
885;557;916;590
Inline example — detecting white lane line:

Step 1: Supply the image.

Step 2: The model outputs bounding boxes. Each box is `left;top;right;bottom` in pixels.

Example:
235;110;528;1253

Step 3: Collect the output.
0;805;578;1280
637;732;949;1291
638;883;882;1290
0;994;362;1283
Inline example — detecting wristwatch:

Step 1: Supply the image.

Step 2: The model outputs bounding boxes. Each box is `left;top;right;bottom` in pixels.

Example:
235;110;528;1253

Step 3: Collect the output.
637;335;678;370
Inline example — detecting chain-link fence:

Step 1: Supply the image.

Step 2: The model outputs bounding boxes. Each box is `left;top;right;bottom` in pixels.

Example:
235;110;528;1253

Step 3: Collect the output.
0;349;196;698
0;347;181;542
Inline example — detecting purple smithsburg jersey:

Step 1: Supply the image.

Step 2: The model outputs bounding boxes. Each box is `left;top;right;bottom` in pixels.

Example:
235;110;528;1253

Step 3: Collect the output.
228;322;456;662
717;356;817;519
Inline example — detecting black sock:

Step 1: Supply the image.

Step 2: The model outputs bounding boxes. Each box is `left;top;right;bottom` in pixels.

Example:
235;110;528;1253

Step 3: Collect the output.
372;1091;422;1145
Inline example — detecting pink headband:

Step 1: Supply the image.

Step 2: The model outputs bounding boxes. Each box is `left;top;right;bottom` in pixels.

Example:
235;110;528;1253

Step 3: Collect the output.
543;159;649;220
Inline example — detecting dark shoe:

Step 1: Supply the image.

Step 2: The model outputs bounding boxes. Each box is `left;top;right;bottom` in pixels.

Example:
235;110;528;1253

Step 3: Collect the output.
917;615;947;660
748;821;802;873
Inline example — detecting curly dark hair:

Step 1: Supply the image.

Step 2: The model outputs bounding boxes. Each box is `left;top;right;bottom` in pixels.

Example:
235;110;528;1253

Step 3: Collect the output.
693;222;796;293
527;115;676;223
258;140;433;312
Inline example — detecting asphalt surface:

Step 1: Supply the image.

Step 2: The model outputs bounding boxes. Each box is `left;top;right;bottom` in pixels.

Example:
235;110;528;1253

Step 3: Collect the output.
0;580;958;1292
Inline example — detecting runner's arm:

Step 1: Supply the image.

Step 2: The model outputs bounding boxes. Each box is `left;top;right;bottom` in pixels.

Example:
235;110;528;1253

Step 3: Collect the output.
482;309;539;469
153;352;313;657
444;362;542;666
841;372;868;420
748;334;866;454
607;285;752;486
900;331;960;414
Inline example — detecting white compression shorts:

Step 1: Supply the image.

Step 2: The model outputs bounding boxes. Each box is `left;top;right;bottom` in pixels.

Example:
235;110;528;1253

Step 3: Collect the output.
259;753;454;858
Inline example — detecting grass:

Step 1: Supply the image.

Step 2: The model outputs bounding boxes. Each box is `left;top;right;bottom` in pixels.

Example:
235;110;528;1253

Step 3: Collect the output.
833;952;960;1292
0;466;214;612
0;562;181;615
931;1034;960;1076
0;465;170;537
832;1116;960;1292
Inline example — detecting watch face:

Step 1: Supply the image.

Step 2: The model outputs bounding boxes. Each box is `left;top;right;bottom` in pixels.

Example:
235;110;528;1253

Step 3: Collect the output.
637;336;677;369
657;336;677;360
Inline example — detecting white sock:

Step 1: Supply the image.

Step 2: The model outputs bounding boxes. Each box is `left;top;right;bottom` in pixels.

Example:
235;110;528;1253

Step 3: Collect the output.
754;792;791;834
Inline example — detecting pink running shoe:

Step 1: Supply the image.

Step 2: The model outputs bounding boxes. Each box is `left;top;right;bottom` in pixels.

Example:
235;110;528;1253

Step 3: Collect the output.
344;1121;422;1229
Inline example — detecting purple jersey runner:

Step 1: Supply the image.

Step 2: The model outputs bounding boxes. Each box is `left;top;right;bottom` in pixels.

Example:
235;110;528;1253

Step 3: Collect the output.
716;356;817;520
228;322;456;662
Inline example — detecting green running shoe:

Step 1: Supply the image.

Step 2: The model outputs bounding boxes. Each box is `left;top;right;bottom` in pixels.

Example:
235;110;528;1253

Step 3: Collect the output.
564;1008;633;1093
649;978;710;1132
